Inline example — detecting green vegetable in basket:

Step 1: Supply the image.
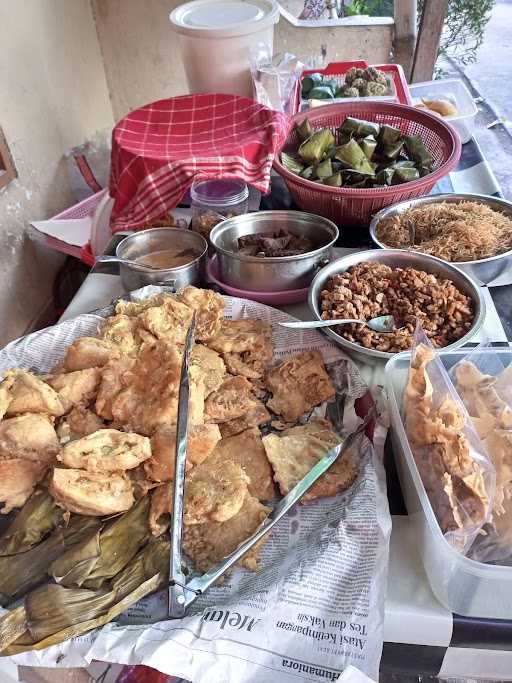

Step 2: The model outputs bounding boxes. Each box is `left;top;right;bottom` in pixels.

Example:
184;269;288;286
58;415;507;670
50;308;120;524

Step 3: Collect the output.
339;117;380;139
335;139;376;176
281;152;304;175
296;118;313;142
323;173;342;187
298;128;335;164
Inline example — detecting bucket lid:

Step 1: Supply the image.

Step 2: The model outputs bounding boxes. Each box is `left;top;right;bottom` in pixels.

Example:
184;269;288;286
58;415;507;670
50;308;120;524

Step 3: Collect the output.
170;0;279;39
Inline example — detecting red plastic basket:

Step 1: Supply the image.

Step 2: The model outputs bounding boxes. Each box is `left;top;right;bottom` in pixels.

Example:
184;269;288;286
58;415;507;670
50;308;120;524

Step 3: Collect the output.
273;101;462;227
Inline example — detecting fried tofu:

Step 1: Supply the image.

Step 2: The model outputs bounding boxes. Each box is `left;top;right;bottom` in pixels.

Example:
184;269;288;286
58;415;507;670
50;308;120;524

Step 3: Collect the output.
50;468;134;516
58;429;151;473
47;368;101;412
204;376;258;423
5;370;65;417
177;286;224;341
262;419;358;501
207;319;272;355
0;414;60;463
190;344;226;396
183;494;271;573
208;428;276;501
146;423;221;482
0;459;48;513
265;351;335;422
184;460;249;525
64;337;113;371
109;342;204;434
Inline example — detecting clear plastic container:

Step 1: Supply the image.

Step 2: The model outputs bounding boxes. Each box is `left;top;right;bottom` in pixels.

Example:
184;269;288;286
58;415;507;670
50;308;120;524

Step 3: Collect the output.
385;348;512;618
190;178;249;242
409;78;478;144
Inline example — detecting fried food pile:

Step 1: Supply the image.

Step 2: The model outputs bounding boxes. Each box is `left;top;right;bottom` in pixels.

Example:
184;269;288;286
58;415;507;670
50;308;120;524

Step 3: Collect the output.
404;345;489;537
0;287;360;652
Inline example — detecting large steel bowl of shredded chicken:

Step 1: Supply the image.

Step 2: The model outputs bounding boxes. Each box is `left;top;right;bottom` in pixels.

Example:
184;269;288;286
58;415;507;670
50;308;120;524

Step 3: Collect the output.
369;193;512;285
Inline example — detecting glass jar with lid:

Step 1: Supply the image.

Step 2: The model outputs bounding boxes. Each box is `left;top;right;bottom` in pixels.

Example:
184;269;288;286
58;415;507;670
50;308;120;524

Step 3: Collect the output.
190;178;249;242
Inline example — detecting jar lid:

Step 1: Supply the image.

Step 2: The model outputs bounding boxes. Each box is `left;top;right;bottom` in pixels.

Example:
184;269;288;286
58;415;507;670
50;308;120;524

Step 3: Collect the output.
190;179;249;207
170;0;279;39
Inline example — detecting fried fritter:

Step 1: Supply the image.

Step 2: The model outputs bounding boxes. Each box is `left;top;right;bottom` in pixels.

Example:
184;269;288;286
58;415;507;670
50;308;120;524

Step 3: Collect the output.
0;459;47;513
47;368;102;412
149;483;172;536
0;414;60;463
219;401;271;438
138;297;193;346
95;356;135;420
204;376;258;423
64;337;113;371
57;406;105;443
146;423;221;482
207;319;272;355
265;351;335;422
208;428;276;501
223;351;270;380
50;468;134;516
100;314;143;356
115;294;171;317
262;419;358;501
5;370;65;417
183;494;271;572
110;342;204;434
184;460;249;525
177;286;225;341
58;429;151;473
190;344;226;396
0;375;15;419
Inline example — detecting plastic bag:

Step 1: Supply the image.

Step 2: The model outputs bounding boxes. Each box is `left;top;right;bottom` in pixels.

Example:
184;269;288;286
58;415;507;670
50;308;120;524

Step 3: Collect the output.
250;43;304;114
403;324;495;554
449;342;512;563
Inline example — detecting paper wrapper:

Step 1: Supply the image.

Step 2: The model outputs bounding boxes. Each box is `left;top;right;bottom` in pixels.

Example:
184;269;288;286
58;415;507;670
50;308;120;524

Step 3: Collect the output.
0;287;391;682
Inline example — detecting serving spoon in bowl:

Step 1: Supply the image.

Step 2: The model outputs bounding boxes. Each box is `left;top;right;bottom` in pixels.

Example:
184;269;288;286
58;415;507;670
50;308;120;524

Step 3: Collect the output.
279;315;405;334
95;255;162;271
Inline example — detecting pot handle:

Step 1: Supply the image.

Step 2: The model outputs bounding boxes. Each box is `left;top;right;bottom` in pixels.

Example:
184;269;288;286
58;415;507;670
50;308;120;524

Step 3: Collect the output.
156;278;177;292
315;256;331;272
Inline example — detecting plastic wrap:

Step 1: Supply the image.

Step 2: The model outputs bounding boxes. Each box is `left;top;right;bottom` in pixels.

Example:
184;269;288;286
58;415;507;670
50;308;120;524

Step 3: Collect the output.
250;44;304;114
403;325;495;554
449;344;512;563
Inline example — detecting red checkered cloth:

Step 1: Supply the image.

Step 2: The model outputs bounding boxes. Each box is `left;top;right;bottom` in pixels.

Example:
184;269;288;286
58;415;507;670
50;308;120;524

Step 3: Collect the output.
109;93;291;231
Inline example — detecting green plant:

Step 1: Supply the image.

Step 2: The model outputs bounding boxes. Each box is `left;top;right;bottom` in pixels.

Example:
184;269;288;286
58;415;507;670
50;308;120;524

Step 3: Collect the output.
419;0;495;66
342;0;393;17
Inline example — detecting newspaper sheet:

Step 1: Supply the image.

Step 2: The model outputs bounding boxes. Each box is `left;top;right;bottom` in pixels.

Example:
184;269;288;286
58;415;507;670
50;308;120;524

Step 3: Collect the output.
0;287;391;682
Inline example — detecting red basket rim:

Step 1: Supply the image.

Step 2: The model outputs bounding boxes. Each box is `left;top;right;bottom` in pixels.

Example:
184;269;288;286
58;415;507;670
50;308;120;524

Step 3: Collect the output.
273;101;461;198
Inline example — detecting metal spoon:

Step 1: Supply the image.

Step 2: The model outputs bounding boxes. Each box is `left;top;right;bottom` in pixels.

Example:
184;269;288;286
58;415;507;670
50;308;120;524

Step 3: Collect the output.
279;315;404;334
95;255;162;271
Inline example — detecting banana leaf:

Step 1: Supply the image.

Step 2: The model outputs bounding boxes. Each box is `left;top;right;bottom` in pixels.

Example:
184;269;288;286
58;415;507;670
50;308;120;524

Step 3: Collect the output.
300;165;316;180
392;166;420;184
375;167;395;186
0;492;61;556
339;117;380;139
323;173;342;187
0;516;101;606
380;140;404;160
316;159;333;179
360;135;377;160
112;538;169;600
393;160;417;169
404;135;434;171
308;86;334;100
298;128;335;165
301;72;323;95
50;496;150;590
377;124;401;145
280;152;304;175
296;118;313;142
335;139;376;176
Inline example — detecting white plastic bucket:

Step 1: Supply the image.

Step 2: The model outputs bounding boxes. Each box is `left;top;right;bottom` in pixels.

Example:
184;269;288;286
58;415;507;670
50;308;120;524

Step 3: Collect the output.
170;0;280;99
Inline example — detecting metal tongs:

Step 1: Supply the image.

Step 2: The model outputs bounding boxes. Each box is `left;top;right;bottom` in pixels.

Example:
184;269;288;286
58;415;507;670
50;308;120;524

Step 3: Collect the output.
168;317;372;617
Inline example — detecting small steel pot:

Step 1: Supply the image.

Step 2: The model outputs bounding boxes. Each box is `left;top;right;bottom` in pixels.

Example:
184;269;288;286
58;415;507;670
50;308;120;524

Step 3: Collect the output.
308;249;486;365
209;211;339;292
115;228;208;291
369;193;512;286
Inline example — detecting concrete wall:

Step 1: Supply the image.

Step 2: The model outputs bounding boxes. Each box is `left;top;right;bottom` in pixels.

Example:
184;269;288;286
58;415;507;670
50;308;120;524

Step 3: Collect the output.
0;0;113;345
92;0;394;121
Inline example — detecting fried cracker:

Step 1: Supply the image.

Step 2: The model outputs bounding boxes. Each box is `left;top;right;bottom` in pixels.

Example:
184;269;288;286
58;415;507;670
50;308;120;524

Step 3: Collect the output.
265;351;335;422
262;419;358;501
207;428;276;501
177;286;225;341
183;493;271;573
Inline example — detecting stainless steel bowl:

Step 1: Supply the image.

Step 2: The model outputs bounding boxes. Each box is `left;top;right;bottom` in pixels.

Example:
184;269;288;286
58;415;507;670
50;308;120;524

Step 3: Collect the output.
369;193;512;286
209;211;339;292
308;249;486;365
116;228;208;291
